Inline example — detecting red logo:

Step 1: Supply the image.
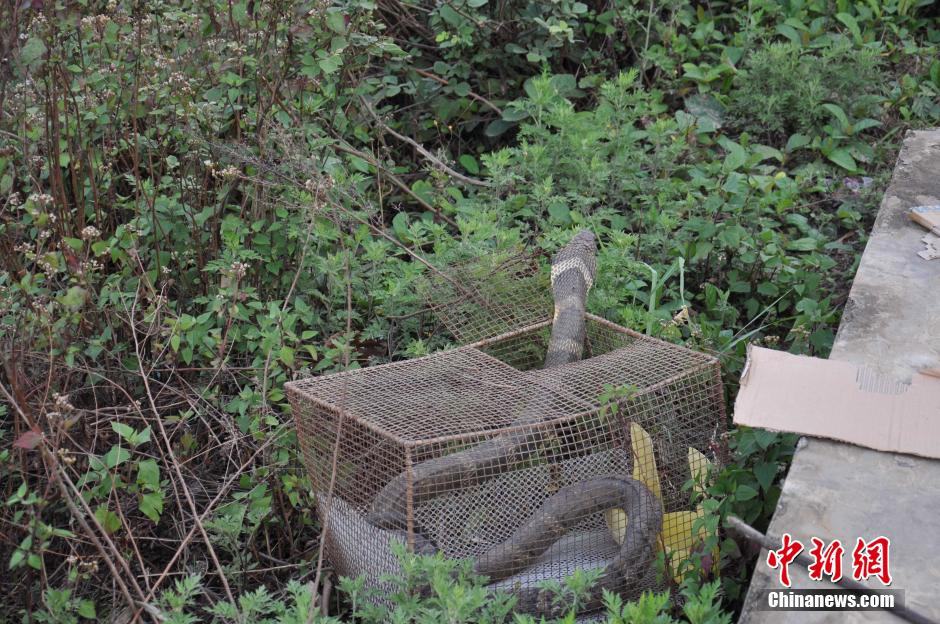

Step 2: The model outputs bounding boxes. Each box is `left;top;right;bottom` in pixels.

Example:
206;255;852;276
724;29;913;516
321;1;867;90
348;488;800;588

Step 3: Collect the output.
852;536;892;586
807;537;844;582
766;533;803;587
766;535;892;587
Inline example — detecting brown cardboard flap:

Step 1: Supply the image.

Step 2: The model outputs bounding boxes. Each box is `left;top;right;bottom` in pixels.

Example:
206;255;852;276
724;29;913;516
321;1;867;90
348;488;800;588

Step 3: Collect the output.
909;206;940;235
734;346;940;459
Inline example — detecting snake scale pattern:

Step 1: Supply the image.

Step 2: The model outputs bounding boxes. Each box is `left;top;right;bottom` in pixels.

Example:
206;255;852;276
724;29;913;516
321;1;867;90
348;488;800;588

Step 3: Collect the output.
367;230;662;617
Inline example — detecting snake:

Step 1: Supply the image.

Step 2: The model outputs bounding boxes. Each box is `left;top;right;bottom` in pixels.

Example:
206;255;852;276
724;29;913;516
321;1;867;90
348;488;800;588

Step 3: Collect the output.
366;230;662;616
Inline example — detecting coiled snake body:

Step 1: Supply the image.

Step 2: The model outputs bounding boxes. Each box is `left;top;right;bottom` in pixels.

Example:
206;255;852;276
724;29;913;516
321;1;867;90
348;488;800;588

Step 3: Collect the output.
368;231;662;616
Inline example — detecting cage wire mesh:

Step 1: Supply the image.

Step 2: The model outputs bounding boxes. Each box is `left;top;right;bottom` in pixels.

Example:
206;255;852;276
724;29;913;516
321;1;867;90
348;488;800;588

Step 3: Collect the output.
287;251;726;617
418;246;553;345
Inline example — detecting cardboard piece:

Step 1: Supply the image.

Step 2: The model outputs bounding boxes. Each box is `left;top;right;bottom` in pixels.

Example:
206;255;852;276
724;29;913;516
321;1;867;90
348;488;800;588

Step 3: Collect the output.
919;233;940;260
909;204;940;236
733;346;940;459
909;206;940;259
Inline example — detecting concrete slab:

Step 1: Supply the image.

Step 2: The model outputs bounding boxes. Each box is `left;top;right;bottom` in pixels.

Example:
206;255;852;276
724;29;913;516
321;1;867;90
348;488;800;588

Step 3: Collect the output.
739;129;940;623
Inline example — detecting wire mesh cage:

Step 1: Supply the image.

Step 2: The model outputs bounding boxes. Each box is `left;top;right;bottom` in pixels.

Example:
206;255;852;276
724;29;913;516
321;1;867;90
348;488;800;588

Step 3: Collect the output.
420;249;552;345
287;311;726;617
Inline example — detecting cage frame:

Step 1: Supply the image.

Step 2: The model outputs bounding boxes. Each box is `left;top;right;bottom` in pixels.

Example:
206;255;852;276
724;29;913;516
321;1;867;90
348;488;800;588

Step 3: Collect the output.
286;312;727;611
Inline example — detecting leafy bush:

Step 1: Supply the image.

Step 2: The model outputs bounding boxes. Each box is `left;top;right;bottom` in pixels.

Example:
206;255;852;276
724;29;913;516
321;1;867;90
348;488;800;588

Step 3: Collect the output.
727;40;883;140
461;70;871;359
147;547;732;624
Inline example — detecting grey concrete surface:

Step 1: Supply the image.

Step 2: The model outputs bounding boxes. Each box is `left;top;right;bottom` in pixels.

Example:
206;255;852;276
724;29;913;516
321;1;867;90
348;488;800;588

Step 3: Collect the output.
739;129;940;623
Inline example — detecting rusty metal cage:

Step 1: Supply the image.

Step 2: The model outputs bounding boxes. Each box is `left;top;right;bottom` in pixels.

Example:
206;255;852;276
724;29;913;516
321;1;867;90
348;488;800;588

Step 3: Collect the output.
287;310;726;616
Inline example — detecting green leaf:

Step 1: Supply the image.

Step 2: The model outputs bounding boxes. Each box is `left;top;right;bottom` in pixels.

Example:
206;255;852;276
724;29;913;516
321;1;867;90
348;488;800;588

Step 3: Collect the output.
787;237;818;252
347;154;371;173
20;37;47;68
137;459;160;490
64;237;84;252
458;154;479;175
682;63;706;82
392;211;410;240
720;139;747;172
757;282;779;296
501;107;529;122
795;298;818;313
438;4;462;26
9;549;24;570
59;286;88;312
826;148;858;172
78;600;96;619
853;118;881;133
325;10;347;34
139;491;164;524
103;445;131;469
775;24;802;45
94;506;122;534
10;482;27;503
279;346;295;367
484;119;513;137
753;429;779;449
752;144;783;163
111;421;134;442
735;484;759;501
411;179;434;205
318;55;343;74
547;201;571;223
134;426;151;447
87;455;106;472
753;462;778;492
549;74;577;97
685;93;725;131
835;12;862;44
717;224;747;248
112;422;149;447
785;133;811;152
821;103;850;130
